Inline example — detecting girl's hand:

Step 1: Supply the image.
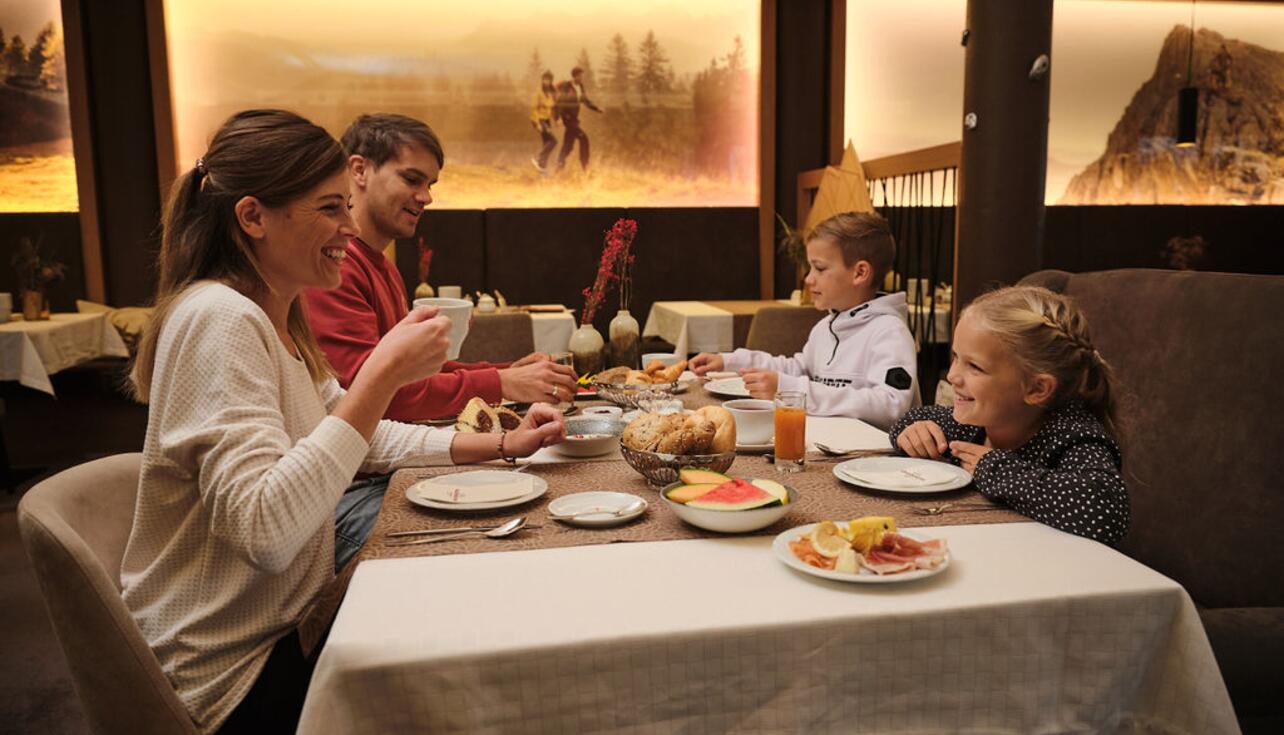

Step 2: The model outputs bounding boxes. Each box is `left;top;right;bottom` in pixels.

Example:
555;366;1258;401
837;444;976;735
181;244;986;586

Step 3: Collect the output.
949;441;992;473
740;369;779;399
501;404;565;457
689;353;723;375
896;420;948;459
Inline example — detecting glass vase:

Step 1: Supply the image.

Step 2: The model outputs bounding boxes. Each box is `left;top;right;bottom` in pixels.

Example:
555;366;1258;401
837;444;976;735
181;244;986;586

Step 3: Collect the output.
568;323;605;378
21;288;47;321
608;309;641;369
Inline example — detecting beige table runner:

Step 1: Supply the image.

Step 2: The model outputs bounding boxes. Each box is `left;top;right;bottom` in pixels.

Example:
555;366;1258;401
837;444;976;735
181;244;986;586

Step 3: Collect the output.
301;451;1026;650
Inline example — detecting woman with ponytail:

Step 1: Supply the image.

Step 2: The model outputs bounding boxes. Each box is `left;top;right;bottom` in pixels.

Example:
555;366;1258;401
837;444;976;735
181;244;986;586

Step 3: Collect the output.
890;285;1129;544
124;110;563;734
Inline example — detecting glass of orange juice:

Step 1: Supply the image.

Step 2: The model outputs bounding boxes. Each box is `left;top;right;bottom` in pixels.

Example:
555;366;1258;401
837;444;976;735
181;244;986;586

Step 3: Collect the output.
773;391;807;473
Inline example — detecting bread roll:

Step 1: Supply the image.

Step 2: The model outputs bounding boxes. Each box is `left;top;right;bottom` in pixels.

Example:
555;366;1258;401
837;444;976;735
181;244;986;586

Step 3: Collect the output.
593;366;632;385
643;359;667;376
695;405;737;453
656;359;688;384
624;369;652;386
682;414;717;454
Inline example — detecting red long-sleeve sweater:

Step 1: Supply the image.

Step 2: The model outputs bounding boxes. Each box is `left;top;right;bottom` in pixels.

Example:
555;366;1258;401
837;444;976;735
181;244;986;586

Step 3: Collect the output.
302;238;504;421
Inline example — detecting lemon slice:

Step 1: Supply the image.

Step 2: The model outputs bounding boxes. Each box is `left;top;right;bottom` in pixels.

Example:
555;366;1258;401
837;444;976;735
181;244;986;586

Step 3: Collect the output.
808;520;851;558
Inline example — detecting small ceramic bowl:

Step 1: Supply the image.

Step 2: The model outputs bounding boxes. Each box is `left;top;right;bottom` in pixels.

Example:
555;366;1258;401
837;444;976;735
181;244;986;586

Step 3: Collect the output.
558;416;624;458
660;480;798;533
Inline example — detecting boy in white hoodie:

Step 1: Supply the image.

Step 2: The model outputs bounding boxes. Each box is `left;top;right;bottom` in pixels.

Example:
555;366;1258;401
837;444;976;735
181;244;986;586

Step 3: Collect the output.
690;212;918;430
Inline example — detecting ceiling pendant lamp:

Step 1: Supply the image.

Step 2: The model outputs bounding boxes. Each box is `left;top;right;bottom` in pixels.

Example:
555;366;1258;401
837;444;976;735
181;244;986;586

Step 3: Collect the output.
1176;0;1198;148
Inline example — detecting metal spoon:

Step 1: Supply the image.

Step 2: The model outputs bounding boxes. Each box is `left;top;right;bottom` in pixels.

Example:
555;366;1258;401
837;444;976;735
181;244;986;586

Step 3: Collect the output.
815;443;895;458
388;517;527;546
387;517;536;538
549;497;646;522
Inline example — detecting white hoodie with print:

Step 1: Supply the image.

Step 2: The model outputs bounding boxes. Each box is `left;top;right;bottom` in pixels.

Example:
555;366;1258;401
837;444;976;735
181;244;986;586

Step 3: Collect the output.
720;292;920;430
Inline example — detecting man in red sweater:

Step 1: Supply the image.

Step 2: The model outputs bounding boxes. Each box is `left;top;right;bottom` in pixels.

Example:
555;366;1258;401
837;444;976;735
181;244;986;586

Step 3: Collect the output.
303;113;577;421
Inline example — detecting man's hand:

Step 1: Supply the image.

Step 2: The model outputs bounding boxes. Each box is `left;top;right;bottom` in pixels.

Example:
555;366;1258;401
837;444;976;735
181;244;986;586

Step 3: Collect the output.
498;361;578;404
948;441;992;473
896;421;949;459
689;353;724;376
740;369;779;399
502;404;566;456
510;352;550;368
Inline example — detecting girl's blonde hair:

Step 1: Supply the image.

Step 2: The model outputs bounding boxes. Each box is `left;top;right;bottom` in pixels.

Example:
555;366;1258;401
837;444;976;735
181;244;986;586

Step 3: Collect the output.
963;285;1120;437
132;109;345;402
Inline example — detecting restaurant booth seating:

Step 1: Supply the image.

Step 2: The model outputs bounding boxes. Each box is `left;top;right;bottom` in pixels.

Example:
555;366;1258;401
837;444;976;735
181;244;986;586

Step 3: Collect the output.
1020;268;1284;725
17;453;199;735
456;312;535;363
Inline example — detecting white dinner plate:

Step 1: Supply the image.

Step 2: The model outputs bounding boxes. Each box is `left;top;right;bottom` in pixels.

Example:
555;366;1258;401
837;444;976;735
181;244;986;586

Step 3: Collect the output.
832;456;972;494
704;377;750;399
548;491;647;527
406;470;548;511
772;524;950;584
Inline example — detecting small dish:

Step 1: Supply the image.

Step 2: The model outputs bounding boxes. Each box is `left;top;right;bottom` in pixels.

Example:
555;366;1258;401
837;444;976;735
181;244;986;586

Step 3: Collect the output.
704;378;751;399
832;456;972;494
772;525;950;584
661;479;797;533
548;491;648;527
557;416;624;458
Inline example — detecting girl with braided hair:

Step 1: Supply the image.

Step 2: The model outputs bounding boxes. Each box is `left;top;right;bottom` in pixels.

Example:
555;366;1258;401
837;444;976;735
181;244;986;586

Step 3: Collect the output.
890;285;1129;544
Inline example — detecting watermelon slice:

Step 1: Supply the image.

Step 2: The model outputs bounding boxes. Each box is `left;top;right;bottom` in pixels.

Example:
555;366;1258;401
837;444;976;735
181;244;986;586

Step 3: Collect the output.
665;483;720;504
686;479;780;511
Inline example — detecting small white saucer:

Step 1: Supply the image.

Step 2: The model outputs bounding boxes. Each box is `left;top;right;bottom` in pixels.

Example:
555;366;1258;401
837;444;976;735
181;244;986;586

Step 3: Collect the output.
547;492;647;527
736;439;775;453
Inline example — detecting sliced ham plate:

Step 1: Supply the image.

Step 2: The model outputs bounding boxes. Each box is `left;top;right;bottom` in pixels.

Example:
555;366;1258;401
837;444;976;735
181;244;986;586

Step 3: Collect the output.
859;533;949;575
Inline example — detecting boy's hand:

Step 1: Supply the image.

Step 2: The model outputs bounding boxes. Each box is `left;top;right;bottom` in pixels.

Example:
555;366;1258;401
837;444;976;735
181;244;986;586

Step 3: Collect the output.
897;420;948;459
740;369;779;399
689;353;723;375
949;441;991;473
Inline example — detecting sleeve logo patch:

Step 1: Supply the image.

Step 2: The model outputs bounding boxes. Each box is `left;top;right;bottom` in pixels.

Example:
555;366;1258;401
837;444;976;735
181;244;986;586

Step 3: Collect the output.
885;367;912;390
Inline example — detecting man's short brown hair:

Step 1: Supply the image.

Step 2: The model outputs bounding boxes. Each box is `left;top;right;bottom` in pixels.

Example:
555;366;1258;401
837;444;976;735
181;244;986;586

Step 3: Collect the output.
808;211;895;284
341;113;444;168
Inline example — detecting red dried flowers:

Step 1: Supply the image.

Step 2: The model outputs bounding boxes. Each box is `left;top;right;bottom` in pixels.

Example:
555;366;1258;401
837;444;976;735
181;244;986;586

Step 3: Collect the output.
581;218;638;325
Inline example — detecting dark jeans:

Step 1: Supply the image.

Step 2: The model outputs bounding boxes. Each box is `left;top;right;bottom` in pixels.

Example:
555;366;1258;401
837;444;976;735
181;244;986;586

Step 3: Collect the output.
558;121;590;170
536;123;557;168
334;473;391;573
216;631;315;734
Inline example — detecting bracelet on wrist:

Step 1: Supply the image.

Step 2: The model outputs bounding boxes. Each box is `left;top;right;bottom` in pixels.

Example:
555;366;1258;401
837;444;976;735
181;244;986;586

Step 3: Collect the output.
498;431;518;464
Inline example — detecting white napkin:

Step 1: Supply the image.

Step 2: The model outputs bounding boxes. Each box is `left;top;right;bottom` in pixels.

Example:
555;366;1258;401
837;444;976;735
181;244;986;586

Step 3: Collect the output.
841;464;960;488
416;475;534;503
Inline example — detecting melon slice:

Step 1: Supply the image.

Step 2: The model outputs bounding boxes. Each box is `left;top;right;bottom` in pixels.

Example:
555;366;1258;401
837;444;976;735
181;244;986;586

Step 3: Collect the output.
750;478;790;505
678;468;732;485
665;483;720;504
686;479;779;511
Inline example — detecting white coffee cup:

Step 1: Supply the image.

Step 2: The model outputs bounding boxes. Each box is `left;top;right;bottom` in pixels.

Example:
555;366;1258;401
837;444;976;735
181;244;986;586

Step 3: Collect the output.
723;398;775;445
641;352;681;368
413;297;473;360
438;285;462;299
0;292;11;323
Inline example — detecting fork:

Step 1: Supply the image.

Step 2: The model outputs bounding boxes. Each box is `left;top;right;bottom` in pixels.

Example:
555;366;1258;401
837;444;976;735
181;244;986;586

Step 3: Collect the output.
913;502;1006;516
813;443;895;458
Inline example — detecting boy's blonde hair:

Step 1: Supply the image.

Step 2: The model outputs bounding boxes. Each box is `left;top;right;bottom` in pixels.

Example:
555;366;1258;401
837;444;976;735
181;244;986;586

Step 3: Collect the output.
807;211;895;285
963;285;1119;437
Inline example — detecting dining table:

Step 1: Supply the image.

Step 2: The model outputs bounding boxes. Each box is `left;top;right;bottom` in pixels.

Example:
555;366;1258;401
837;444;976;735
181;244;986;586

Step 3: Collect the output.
0;312;129;396
295;386;1238;734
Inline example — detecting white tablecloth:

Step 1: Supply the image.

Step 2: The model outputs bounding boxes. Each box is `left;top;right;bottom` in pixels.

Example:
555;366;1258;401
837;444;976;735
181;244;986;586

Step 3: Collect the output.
645;300;954;356
530;311;575;355
299;522;1237;734
0;313;128;396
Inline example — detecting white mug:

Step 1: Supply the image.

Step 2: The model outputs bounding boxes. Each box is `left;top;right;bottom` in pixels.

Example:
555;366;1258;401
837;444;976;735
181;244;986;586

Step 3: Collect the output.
413;297;473;360
438;285;462;299
722;398;775;445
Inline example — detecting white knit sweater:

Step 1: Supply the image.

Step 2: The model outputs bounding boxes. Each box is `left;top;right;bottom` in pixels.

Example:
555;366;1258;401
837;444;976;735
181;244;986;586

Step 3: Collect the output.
120;282;455;733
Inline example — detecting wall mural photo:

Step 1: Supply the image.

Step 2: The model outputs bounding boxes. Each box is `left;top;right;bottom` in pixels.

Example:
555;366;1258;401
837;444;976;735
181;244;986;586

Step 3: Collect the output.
163;0;760;209
0;0;76;213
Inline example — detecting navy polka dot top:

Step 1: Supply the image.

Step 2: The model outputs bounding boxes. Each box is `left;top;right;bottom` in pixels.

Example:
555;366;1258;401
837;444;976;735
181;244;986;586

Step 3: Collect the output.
889;402;1130;545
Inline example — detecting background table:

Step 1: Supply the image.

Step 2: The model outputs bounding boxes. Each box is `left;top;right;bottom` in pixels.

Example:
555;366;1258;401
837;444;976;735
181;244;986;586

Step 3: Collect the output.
644;299;952;356
298;523;1237;734
0;313;128;396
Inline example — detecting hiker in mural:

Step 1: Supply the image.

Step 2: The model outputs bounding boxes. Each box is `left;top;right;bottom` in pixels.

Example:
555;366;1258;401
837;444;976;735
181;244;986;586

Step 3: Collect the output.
529;70;558;174
554;66;602;172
